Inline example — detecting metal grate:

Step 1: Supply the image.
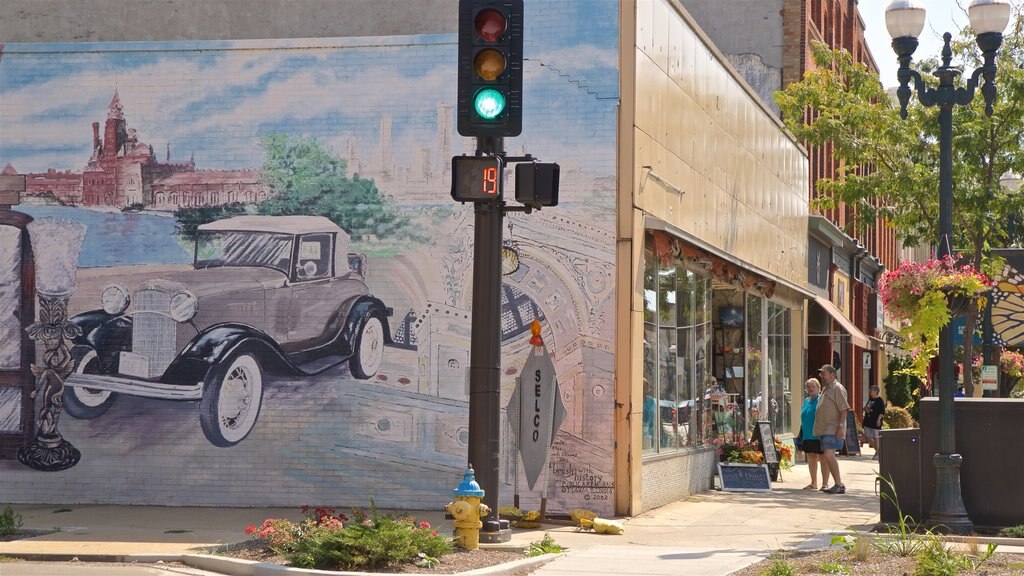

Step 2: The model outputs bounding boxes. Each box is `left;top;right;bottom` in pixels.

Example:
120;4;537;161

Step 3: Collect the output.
132;289;177;379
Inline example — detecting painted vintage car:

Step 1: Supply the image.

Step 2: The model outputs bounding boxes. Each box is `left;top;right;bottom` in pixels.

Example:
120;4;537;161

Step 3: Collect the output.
63;215;393;446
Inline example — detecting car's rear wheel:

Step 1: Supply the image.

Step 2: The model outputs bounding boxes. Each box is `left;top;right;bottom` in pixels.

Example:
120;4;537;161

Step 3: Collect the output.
349;316;384;379
63;347;119;419
199;351;263;447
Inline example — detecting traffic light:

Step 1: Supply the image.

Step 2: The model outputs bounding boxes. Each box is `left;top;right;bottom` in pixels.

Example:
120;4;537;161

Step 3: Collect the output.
451;155;504;202
457;0;524;138
515;162;559;207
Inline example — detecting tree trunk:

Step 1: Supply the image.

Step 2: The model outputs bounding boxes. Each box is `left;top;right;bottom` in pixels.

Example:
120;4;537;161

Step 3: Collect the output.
963;312;977;397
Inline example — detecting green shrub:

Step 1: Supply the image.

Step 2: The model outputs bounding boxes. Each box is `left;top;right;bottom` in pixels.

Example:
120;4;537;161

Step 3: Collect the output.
248;505;451;571
913;537;973;576
883;405;915;429
526;533;563;556
0;506;23;536
760;554;796;576
884;356;922;421
999;524;1024;538
874;474;928;557
819;560;850;575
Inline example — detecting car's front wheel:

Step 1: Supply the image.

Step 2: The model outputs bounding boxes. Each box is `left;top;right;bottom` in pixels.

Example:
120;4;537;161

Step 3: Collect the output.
349;315;384;379
199;351;264;447
63;347;119;419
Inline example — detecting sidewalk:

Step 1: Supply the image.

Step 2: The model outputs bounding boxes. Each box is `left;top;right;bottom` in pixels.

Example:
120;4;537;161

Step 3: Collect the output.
0;449;900;575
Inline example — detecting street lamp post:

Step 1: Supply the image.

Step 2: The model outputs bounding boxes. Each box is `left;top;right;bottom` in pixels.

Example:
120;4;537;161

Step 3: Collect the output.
885;0;1012;534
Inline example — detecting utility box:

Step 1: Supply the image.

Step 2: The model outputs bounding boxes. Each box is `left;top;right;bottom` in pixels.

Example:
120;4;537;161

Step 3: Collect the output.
878;428;922;523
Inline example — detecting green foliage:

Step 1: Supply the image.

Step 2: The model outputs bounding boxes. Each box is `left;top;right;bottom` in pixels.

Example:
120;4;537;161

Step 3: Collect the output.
999;524;1024;538
759;553;797;576
248;505;451;571
883;356;920;412
900;290;951;382
874;474;927;557
257;133;417;245
913;537;973;576
773;17;1024;255
174;202;253;238
831;534;855;551
883;405;915;430
525;533;563;557
773;10;1024;391
0;506;23;536
818;560;850;575
415;552;440;568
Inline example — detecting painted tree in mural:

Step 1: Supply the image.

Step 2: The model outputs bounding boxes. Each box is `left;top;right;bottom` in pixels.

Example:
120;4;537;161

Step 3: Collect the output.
773;9;1024;394
257;133;413;242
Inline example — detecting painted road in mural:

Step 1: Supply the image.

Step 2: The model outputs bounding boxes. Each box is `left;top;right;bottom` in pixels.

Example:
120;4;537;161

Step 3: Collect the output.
0;0;619;514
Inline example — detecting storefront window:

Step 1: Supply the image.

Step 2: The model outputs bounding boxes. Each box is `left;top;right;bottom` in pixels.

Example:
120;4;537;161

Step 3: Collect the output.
642;235;713;454
768;302;793;435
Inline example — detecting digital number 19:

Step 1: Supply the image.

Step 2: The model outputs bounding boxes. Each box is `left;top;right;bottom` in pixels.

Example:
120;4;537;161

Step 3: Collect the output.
482;167;498;195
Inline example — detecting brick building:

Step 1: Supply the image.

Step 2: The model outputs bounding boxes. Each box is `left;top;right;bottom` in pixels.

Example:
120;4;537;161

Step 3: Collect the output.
16;90;265;210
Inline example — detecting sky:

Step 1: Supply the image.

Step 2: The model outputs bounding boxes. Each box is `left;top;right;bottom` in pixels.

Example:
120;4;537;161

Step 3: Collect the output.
861;1;1021;88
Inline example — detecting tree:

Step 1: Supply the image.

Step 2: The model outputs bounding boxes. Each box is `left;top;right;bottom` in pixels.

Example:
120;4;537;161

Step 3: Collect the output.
257;133;413;242
773;7;1024;395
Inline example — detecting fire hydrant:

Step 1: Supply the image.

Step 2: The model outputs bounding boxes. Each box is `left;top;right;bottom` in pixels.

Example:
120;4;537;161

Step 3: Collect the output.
446;465;490;550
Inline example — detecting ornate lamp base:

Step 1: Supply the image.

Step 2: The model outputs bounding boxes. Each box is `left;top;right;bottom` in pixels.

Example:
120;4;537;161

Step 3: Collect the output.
18;434;81;471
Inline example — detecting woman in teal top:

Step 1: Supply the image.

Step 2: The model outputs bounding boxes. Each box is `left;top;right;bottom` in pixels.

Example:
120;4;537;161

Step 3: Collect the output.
800;378;830;490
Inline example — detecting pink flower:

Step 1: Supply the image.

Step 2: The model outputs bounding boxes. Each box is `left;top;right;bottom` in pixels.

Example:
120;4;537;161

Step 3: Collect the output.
418;521;431;529
245;525;257;535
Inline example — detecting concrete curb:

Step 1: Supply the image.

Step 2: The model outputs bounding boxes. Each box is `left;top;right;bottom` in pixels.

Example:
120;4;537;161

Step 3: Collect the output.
0;551;564;576
182;552;563;576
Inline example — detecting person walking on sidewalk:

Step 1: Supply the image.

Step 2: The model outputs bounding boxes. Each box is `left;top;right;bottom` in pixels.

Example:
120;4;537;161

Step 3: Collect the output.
814;364;849;494
863;385;885;459
799;378;829;490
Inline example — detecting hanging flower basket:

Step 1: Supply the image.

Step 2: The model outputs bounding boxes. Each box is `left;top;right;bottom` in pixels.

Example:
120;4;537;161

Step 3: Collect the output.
879;257;992;380
941;287;983;319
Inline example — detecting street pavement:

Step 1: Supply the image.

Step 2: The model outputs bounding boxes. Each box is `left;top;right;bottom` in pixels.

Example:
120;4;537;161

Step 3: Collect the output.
5;447;1018;576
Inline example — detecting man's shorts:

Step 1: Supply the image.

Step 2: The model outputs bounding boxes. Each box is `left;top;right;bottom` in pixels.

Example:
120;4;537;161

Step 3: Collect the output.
820;434;844;451
863;427;881;439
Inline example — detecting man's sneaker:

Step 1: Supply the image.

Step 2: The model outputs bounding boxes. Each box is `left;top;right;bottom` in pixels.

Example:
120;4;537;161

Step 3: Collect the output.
824;484;846;494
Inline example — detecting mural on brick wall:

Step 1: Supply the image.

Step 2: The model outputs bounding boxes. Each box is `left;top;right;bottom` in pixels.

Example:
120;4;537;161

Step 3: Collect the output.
0;1;619;513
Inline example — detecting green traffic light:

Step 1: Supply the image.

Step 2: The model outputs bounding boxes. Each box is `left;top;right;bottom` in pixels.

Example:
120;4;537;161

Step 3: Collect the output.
473;88;506;120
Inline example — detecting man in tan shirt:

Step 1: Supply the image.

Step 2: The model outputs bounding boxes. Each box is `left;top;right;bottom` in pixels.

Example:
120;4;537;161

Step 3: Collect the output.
813;364;849;494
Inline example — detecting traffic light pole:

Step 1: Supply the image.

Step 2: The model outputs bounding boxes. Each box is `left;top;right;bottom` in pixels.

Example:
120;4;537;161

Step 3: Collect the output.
468;136;511;542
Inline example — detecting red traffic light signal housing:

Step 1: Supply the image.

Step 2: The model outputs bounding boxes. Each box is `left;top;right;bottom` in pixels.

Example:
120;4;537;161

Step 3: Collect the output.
515;162;559;207
451;155;504;202
457;0;524;138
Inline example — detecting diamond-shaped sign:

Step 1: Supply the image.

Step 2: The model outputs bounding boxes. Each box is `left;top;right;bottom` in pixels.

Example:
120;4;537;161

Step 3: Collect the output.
506;343;565;491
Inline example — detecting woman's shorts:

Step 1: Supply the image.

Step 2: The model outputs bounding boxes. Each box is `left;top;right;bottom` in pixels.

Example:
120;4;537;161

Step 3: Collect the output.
819;434;844;451
863;427;881;439
801;439;823;454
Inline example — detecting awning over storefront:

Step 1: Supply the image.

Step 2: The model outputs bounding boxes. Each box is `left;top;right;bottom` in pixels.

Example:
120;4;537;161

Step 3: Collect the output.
811;295;871;349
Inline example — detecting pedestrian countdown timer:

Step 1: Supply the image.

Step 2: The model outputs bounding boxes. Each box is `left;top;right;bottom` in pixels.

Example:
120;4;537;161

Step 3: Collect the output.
451;155;504;202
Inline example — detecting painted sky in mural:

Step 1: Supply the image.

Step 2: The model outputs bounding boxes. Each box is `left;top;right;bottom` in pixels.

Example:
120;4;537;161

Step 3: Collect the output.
1;3;617;180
